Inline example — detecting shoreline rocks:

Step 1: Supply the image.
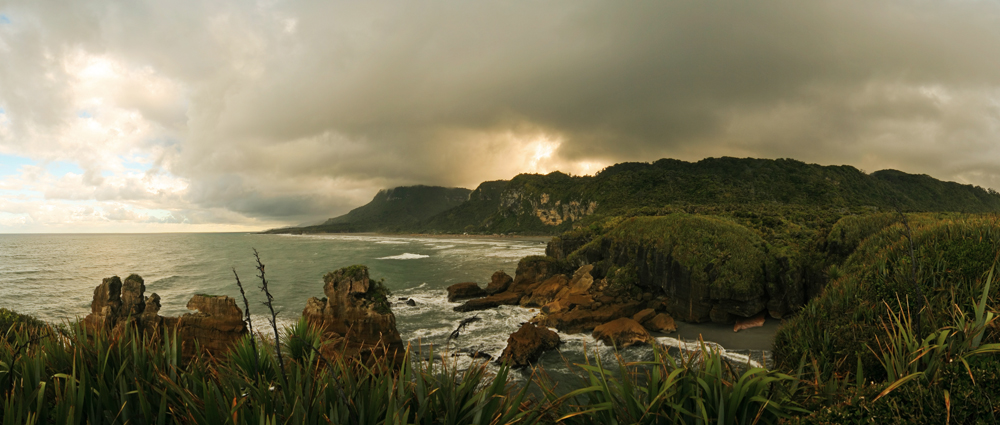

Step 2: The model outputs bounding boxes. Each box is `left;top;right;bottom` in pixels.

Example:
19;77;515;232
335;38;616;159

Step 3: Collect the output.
592;317;651;348
499;322;560;367
302;265;404;361
446;282;487;302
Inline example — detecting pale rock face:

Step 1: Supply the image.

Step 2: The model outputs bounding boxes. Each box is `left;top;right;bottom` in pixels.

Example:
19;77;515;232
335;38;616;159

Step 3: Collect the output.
532;195;598;226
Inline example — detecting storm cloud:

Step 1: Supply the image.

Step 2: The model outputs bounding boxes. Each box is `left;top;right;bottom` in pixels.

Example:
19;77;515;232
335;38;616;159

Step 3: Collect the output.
1;1;1000;231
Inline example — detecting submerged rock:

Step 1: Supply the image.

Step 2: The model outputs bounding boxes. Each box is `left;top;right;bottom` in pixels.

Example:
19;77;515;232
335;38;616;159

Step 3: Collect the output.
499;322;560;367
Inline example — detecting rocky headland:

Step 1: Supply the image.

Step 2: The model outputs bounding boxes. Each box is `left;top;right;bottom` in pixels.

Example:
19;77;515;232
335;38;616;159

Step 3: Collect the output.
82;265;404;363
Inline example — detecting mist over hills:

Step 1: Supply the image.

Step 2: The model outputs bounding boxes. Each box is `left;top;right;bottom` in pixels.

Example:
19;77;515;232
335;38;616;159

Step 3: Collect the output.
267;157;1000;235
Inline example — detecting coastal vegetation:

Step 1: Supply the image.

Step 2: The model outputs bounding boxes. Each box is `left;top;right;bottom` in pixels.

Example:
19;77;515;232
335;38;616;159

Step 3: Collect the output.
4;212;999;423
5;157;1000;423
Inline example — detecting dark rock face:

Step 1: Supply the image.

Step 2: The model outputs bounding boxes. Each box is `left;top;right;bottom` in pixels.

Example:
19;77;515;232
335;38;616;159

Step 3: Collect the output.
447;282;487;302
486;270;513;295
83;275;247;358
499;323;560;367
592;317;651;348
302;265;403;360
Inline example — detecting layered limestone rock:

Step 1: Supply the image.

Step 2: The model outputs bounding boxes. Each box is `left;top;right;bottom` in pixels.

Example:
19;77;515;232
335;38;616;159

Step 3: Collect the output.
499;322;560;367
83;275;247;357
454;256;562;312
85;274;147;330
302;265;403;359
173;295;247;357
446;282;486;302
592;318;652;348
546;215;800;323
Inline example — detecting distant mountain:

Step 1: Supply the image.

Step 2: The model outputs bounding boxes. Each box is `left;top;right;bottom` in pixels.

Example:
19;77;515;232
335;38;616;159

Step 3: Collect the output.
267;185;471;234
267;157;1000;235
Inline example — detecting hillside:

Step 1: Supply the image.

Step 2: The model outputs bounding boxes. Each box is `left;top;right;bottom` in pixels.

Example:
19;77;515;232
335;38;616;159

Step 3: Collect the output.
267;185;470;234
416;157;1000;234
268;157;1000;235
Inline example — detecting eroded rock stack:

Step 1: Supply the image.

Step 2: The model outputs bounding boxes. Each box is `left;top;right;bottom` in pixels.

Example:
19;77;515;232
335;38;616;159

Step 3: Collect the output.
83;275;247;358
302;265;404;360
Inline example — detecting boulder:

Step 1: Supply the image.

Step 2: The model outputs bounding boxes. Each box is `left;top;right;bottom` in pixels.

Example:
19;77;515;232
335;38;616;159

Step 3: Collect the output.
632;308;657;324
175;295;247;357
733;312;766;332
499;323;560;367
540;301;645;334
454;291;524;312
447;282;487;302
592;318;652;348
645;313;677;333
486;270;513;294
302;265;403;360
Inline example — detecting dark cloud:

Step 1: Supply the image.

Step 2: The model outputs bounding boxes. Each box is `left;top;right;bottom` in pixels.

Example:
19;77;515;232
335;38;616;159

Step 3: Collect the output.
2;1;1000;229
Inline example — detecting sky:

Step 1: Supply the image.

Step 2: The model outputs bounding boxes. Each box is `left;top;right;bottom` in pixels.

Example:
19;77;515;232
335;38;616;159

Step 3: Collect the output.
2;1;1000;233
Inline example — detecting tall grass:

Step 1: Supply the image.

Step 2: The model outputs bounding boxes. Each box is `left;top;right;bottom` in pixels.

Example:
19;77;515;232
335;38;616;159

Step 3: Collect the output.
0;313;825;424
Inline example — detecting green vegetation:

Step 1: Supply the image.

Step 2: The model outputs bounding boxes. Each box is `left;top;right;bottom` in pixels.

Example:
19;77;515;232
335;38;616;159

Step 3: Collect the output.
269;157;1000;236
773;215;1000;378
0;315;819;425
3;216;999;422
0;309;47;340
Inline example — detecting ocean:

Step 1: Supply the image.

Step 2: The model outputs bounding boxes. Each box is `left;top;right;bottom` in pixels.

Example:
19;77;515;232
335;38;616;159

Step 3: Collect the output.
0;232;776;376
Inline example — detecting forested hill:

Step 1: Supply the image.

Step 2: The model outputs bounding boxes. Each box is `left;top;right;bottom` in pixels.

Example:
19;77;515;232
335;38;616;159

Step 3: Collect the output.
267;157;1000;235
266;185;470;234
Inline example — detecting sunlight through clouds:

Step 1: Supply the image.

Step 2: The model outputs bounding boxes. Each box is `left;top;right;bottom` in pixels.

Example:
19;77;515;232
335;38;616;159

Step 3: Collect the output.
1;1;1000;232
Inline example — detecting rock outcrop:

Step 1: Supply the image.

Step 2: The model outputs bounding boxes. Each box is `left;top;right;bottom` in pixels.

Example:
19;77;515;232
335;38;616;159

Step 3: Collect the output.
447;282;486;302
486;270;513;295
454;256;562;312
645;313;677;333
85;274;147;331
548;215;804;323
83;275;247;358
592;318;652;348
499;322;560;367
302;265;403;360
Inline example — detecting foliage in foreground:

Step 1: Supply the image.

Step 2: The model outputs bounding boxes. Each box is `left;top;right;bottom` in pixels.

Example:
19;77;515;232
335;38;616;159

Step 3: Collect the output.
1;313;807;425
